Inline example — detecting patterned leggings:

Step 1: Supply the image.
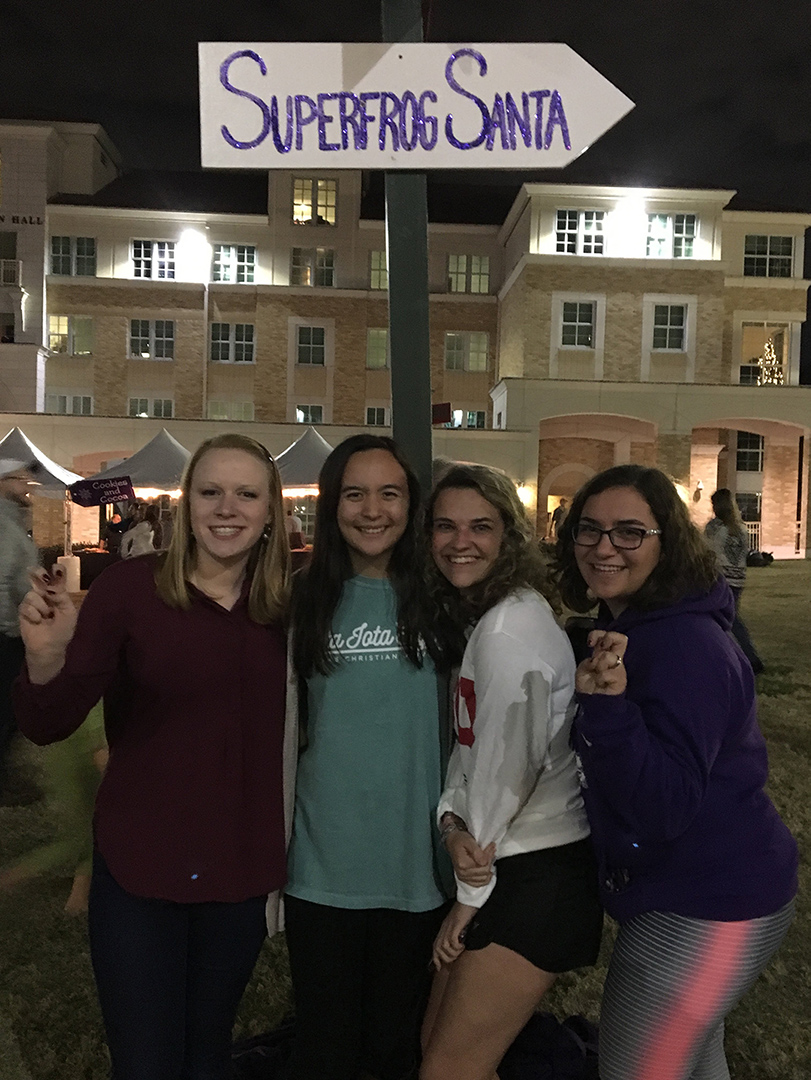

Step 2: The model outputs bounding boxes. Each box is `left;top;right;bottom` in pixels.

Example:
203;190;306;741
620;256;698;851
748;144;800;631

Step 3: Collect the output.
599;901;795;1080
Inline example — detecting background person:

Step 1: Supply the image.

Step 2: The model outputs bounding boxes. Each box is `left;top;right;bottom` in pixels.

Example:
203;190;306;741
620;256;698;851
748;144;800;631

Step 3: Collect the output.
556;464;797;1080
285;434;451;1080
0;458;38;799
14;433;295;1080
420;465;602;1080
704;487;763;674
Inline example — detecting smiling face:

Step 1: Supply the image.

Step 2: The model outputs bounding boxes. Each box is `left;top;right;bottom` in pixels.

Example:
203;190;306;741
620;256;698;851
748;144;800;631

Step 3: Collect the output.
188;447;272;573
431;487;505;592
336;449;410;577
574;485;662;617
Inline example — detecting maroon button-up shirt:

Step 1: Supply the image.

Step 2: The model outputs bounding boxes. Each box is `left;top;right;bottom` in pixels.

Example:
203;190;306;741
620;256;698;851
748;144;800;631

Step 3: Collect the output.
15;555;287;903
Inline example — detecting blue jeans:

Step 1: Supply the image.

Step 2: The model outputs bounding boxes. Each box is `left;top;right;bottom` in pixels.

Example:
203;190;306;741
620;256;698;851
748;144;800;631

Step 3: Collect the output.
88;851;267;1080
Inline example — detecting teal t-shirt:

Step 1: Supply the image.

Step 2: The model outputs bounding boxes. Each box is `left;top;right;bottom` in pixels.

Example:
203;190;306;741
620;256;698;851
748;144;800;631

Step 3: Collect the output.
286;575;446;911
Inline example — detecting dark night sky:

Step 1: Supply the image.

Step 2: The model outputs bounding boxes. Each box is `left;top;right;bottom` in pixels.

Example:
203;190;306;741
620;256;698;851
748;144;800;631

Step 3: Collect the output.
2;0;811;210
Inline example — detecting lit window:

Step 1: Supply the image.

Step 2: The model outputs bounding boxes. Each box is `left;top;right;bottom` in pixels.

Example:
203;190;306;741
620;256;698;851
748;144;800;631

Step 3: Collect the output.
448;254;490;293
210;323;255;363
736;432;764;472
212;244;256;283
297;326;326;365
291;248;335;287
561;302;594;347
366;329;388;369
647;214;696;258
556;210;605;255
370;250;388;290
652;305;685;350
206;399;255;421
129;319;174;360
444;331;489;372
743;235;793;277
50;237;96;276
292;178;337;225
132;240;175;280
48;315;94;355
366;407;387;426
296;404;324;424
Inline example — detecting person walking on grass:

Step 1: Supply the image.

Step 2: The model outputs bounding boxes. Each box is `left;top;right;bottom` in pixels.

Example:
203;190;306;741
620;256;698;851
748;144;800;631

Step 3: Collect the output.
420;465;602;1080
556;464;797;1080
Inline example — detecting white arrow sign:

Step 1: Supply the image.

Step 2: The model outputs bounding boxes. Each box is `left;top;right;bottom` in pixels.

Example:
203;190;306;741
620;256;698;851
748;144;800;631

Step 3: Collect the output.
199;42;633;170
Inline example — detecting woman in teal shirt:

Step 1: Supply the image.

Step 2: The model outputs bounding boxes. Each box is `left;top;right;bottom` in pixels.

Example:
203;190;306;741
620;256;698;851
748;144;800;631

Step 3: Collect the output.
285;435;451;1080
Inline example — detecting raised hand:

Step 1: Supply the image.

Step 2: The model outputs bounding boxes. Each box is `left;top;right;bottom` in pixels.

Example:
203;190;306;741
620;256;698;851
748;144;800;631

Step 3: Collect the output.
18;567;78;683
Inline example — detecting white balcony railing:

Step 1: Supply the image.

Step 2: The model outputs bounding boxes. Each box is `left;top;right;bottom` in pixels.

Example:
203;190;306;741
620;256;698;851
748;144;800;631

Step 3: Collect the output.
0;259;21;286
745;522;761;551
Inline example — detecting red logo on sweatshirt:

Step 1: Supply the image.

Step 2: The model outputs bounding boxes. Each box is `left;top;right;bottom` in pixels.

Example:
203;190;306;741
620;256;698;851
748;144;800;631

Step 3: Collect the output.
455;676;476;746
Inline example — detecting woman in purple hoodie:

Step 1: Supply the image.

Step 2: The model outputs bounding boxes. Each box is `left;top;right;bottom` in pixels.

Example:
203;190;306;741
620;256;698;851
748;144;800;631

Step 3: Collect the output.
555;464;797;1080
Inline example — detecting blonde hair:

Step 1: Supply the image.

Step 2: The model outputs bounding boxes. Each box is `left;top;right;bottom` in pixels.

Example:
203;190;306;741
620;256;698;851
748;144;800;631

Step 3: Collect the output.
155;433;290;624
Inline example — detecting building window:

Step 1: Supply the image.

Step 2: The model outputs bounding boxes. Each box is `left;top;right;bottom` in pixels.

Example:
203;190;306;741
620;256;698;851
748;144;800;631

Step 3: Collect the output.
206;400;255;421
210;323;255;363
652;305;685;350
212;244;256;283
129;319;174;359
370;250;388;290
292;178;337;225
291;247;335;287
467;410;486;429
736;431;764;472
444;331;489;372
50;236;96;276
447;255;490;294
739;364;760;386
743;235;793;278
48;315;93;355
555;210;605;255
646;214;696;258
45;393;92;415
128;397;174;418
296;404;323;424
561;302;594;347
735;492;761;521
366;406;388;426
297;325;326;365
366;328;388;369
132;240;175;280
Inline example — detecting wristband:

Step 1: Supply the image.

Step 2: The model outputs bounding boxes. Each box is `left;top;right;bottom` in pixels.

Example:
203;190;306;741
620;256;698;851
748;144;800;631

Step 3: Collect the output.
439;817;468;846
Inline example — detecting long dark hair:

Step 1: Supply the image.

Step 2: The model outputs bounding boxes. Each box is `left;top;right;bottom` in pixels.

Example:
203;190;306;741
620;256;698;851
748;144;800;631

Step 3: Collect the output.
424;465;560;662
292;435;436;678
554;464;718;613
710;488;746;539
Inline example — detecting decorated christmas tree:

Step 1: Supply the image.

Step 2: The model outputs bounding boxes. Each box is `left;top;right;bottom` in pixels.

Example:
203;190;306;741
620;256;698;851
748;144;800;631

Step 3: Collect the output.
757;338;784;385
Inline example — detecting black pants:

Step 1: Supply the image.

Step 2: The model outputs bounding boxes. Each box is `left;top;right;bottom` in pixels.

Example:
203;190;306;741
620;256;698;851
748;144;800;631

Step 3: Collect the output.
284;895;446;1080
0;633;24;795
730;587;764;675
88;851;268;1080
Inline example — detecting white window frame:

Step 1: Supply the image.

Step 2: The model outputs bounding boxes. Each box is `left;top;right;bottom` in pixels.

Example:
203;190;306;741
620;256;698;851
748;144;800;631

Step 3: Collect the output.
736;431;764;473
743;235;794;278
210;322;255;364
296;404;324;424
731;312;803;386
206;399;255;421
50;236;96;276
447;254;490;294
443;331;489;373
129;319;175;360
550;293;606;378
296;324;327;366
128;397;174;418
646;213;697;259
555;209;605;256
132;240;176;280
365;405;389;427
45;392;93;415
48;315;94;355
366;328;389;369
292;177;337;226
291;247;335;287
641;294;697;382
560;301;595;348
287;317;334;423
211;244;256;284
369;250;388;290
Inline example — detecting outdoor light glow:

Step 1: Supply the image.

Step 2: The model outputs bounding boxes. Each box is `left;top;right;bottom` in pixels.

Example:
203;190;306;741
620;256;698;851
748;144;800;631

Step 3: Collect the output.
283;486;319;498
515;483;533;507
134;487;182;500
176;229;212;281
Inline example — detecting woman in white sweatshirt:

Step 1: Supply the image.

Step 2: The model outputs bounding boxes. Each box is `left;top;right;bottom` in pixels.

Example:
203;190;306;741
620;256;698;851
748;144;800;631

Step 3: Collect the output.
420;465;602;1080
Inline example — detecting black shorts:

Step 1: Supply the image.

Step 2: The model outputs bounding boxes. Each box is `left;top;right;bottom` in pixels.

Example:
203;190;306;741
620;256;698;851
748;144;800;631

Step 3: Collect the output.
462;838;603;974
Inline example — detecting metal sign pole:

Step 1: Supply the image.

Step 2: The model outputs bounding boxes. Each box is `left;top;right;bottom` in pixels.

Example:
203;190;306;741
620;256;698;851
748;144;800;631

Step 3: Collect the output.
382;0;433;492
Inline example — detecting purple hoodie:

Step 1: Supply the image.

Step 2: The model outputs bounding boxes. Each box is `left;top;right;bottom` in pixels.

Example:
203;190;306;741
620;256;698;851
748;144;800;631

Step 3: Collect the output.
575;577;797;923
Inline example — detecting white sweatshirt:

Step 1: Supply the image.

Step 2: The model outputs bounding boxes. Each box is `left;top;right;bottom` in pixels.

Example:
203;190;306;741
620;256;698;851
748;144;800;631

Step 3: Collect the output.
438;588;590;908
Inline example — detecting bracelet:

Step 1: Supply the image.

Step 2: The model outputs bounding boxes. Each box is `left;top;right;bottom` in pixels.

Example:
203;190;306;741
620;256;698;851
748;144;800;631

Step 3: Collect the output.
439;816;468;846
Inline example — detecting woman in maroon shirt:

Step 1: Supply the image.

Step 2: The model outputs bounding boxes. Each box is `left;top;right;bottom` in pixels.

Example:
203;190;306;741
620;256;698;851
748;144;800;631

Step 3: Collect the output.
15;433;292;1080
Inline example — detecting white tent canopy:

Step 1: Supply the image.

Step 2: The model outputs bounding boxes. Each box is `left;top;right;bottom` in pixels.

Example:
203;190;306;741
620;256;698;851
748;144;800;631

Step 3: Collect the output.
86;428;191;489
0;426;81;496
275;427;333;488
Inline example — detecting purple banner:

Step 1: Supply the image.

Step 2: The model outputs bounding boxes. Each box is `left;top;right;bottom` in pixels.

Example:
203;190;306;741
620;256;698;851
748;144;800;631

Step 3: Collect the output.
70;476;136;507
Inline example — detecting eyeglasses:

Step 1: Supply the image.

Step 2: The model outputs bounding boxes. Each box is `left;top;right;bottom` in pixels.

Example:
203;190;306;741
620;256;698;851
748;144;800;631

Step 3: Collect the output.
573;523;662;551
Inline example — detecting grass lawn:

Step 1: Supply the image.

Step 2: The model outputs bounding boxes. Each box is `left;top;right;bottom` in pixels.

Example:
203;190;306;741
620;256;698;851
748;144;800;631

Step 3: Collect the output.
1;561;809;1079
